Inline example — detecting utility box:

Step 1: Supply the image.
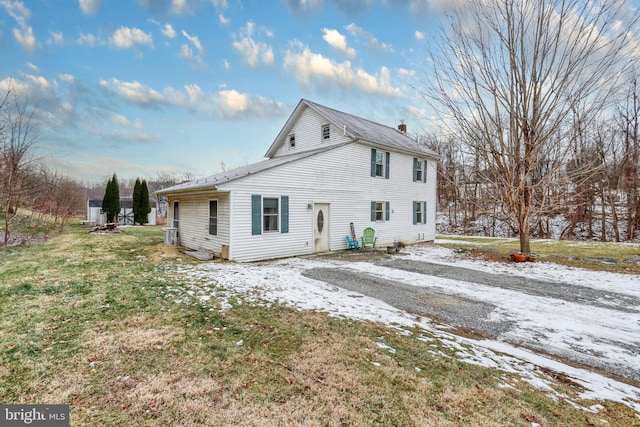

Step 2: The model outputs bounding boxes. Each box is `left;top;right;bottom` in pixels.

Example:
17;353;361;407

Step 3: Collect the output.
162;227;178;245
221;245;229;260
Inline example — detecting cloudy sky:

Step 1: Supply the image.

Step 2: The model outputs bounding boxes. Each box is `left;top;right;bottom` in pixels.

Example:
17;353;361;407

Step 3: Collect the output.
0;0;450;183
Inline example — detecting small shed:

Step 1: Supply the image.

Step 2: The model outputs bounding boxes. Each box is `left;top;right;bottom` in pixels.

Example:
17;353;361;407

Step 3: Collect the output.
87;198;157;225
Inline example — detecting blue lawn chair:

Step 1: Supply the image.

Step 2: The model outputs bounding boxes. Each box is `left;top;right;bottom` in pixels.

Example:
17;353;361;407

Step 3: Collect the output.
346;235;360;250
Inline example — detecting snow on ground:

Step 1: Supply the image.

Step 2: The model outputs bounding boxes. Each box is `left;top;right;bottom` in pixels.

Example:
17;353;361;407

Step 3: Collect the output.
162;244;640;415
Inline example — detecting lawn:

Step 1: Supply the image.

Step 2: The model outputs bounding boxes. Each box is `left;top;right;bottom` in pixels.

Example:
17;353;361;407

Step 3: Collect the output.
0;222;638;426
436;234;640;274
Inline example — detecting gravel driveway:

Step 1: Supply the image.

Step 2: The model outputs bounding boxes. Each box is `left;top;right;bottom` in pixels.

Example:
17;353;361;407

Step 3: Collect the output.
301;253;640;384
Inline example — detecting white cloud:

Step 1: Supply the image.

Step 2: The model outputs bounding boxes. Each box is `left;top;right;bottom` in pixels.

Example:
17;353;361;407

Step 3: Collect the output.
100;78;165;106
415;30;425;40
110;113;130;127
398;68;415;77
13;26;35;50
179;44;193;60
0;74;74;130
47;30;64;45
182;30;203;54
322;28;356;59
99;78;285;119
59;73;75;83
109;27;153;49
77;32;98;46
345;23;393;53
2;1;36;50
2;1;30;28
26;61;39;73
162;23;176;38
178;43;205;69
283;42;402;97
284;0;322;15
232;21;274;68
211;0;228;8
216;89;285;118
171;0;188;14
78;0;100;14
219;14;229;25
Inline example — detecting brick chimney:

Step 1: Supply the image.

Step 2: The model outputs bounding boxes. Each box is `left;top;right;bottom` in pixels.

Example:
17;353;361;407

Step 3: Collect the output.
398;122;407;134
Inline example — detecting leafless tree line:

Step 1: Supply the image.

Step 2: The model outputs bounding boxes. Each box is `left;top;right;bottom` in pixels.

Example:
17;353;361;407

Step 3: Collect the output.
422;0;639;250
0;80;87;247
426;74;640;242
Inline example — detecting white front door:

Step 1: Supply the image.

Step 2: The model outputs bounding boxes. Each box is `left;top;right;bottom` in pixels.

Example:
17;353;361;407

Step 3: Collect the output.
313;203;330;252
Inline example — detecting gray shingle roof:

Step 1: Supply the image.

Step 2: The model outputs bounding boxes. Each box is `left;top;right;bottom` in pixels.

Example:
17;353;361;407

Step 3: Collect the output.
156;99;440;195
267;99;440;159
155;144;346;195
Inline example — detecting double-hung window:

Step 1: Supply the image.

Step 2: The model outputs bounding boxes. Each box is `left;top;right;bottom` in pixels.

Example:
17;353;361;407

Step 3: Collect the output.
252;195;289;235
209;200;218;235
413;201;427;224
371;201;390;222
413;158;428;183
263;197;279;232
370;149;390;179
172;202;179;229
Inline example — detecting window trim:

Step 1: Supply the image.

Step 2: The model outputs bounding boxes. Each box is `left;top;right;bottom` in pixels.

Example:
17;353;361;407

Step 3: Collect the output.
371;201;390;222
413;158;428;183
172;201;179;229
208;199;218;236
375;151;384;177
263;197;279;233
413;201;427;225
370;148;390;179
251;195;289;235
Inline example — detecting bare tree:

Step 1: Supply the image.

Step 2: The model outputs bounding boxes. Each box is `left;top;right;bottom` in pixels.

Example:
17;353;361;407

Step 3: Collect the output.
423;0;638;253
616;74;640;240
0;81;39;248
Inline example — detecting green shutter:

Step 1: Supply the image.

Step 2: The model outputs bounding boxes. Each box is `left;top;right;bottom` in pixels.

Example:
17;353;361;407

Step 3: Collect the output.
413;158;418;182
413;201;418;225
385;152;390;179
423;160;428;183
385;201;390;221
251;194;261;235
423;202;427;224
281;196;289;233
371;201;376;221
370;148;376;177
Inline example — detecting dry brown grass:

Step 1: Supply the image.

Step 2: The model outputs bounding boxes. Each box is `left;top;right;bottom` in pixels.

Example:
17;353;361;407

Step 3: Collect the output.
2;225;639;426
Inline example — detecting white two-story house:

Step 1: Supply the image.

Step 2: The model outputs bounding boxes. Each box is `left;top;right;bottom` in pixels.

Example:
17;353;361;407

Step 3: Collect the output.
155;99;440;262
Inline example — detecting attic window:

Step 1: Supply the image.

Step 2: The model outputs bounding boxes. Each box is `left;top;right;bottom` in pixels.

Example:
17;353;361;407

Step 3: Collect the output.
288;133;296;147
322;124;330;140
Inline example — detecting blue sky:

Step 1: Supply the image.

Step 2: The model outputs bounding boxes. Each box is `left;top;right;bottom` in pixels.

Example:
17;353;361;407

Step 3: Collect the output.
0;0;447;183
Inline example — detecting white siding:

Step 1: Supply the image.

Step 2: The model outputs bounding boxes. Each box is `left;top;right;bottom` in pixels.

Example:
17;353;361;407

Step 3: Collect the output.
167;193;230;256
272;108;351;157
219;143;436;262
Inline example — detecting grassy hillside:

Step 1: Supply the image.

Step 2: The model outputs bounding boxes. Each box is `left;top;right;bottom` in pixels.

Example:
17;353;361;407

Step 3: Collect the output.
0;224;638;425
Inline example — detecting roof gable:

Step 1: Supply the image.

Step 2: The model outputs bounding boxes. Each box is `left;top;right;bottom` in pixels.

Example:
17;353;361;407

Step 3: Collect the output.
265;99;440;159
